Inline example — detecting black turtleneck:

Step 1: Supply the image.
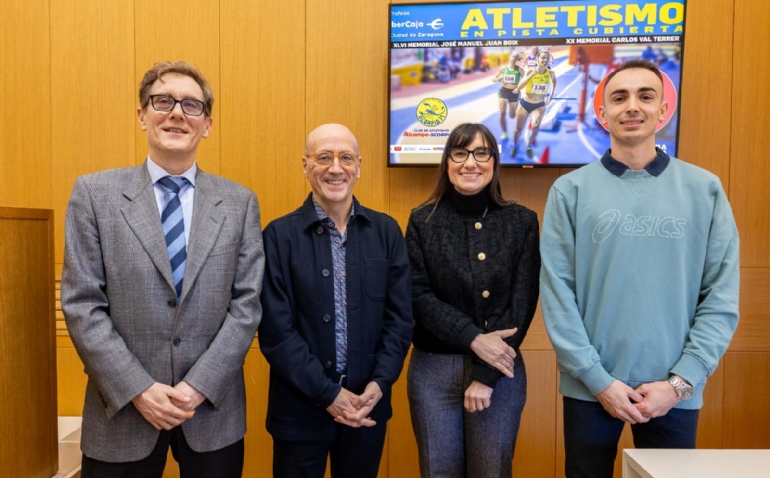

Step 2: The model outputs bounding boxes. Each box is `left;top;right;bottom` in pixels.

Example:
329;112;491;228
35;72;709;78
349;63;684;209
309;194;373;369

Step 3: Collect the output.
408;183;541;388
448;186;491;218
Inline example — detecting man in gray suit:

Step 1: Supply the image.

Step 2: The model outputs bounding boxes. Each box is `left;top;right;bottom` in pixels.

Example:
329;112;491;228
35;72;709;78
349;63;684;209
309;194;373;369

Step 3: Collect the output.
62;61;263;478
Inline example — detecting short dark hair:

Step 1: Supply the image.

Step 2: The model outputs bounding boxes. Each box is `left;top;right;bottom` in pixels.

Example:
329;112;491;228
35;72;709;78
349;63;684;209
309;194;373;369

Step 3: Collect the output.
139;61;214;116
419;123;512;221
604;59;664;96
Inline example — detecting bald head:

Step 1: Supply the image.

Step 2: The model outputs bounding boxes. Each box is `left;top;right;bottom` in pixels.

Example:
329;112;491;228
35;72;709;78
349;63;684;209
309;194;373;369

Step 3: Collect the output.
302;123;361;215
305;123;359;155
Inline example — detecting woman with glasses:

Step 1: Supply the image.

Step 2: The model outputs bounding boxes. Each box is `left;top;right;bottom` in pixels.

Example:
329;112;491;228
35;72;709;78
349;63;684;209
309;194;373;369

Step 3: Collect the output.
405;123;540;477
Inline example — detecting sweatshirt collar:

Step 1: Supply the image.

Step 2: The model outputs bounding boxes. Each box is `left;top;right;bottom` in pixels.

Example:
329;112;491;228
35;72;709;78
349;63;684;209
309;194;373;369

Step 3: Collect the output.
601;147;670;177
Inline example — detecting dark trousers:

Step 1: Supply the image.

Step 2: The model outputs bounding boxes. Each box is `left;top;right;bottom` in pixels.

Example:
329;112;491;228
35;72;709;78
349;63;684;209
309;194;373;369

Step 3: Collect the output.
81;426;244;478
272;421;387;478
407;349;527;478
563;396;699;478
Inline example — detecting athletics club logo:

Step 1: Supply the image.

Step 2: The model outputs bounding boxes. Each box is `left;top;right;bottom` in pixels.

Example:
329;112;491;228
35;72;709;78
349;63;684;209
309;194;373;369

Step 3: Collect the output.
416;98;447;127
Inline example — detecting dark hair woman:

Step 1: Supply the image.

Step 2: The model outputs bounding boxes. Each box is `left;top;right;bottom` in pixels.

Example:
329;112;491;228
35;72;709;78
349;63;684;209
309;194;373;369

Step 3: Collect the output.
405;123;541;477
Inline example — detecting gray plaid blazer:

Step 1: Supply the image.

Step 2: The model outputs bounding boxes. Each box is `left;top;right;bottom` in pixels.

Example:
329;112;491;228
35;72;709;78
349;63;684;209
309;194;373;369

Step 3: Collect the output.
62;162;264;462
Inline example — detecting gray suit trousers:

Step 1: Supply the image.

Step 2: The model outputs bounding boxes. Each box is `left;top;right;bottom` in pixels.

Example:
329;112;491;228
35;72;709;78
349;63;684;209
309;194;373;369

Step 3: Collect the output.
407;350;527;478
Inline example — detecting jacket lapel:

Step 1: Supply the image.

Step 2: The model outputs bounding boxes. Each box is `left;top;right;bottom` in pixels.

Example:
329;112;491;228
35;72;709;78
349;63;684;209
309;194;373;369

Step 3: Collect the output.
121;163;176;292
179;170;225;304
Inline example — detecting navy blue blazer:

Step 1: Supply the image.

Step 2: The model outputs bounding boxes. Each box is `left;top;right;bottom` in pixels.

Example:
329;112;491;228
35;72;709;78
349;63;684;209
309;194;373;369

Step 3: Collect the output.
258;194;413;441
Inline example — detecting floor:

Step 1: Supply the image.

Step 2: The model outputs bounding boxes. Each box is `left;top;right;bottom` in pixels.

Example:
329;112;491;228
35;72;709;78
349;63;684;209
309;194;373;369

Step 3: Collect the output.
54;417;82;478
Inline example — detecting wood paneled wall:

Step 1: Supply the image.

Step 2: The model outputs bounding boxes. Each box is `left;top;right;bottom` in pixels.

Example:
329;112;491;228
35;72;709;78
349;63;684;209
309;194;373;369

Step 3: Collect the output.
0;208;57;478
2;0;769;476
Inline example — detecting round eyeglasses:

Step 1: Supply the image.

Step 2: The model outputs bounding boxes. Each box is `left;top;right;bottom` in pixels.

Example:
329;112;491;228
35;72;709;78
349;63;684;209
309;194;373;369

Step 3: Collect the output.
448;147;493;163
149;95;206;116
306;152;360;167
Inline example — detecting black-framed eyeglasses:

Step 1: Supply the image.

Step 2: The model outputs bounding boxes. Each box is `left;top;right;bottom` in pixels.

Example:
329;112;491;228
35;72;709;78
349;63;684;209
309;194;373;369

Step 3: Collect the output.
306;152;360;167
149;95;206;116
448;147;493;163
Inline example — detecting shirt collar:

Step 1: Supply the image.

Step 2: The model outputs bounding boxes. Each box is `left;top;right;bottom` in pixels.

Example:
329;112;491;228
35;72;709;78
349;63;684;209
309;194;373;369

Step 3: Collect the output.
600;147;670;177
312;196;355;227
302;193;370;230
146;156;197;187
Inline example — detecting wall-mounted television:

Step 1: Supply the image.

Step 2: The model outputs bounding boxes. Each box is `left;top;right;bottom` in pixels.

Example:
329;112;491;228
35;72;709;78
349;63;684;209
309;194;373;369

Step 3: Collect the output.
388;0;686;167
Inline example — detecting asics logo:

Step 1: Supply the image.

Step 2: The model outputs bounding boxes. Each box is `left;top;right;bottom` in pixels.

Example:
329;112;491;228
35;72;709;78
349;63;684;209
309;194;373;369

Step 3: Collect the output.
592;209;687;243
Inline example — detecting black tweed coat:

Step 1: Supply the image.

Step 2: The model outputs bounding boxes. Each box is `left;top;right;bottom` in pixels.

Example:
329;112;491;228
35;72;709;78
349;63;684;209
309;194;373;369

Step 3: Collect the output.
405;197;540;387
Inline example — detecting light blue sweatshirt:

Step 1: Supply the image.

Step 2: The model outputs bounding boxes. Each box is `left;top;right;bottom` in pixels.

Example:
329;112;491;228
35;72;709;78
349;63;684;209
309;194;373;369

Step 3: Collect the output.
540;151;739;409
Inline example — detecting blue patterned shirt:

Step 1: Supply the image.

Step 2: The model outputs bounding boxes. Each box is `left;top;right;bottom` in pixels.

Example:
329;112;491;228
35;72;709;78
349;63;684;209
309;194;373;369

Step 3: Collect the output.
313;197;355;373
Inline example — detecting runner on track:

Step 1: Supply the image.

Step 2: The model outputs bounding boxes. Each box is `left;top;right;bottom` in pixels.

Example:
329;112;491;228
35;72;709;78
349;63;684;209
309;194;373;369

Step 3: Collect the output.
492;51;524;141
512;50;558;158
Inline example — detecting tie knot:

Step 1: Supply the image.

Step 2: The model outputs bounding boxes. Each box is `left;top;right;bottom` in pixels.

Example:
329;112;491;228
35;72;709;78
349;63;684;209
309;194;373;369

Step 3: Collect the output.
158;176;187;194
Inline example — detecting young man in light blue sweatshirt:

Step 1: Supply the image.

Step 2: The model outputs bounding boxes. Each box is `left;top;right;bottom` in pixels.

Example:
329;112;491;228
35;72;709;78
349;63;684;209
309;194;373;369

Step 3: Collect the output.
540;59;739;478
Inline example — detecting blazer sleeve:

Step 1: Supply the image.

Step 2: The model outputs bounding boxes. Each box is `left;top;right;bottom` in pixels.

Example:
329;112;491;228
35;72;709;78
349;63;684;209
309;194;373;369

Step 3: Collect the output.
471;210;541;387
370;220;414;396
182;192;264;408
406;211;484;351
61;176;155;418
258;226;342;408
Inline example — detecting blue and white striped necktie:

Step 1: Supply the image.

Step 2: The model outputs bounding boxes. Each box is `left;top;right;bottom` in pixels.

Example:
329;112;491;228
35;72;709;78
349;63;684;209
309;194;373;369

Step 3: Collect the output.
157;176;188;298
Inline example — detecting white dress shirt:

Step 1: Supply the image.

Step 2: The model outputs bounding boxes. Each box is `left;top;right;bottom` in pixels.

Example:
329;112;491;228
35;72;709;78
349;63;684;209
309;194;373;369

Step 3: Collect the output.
146;157;196;245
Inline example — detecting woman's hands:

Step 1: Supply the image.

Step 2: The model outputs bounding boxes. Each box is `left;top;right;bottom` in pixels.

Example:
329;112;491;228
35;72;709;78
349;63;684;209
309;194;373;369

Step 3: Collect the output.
464;380;494;412
470;328;518;377
464;328;519;412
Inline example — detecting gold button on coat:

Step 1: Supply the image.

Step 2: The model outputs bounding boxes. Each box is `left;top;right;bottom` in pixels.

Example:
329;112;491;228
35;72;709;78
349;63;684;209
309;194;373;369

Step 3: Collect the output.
478;252;486;261
482;290;490;298
475;222;482;230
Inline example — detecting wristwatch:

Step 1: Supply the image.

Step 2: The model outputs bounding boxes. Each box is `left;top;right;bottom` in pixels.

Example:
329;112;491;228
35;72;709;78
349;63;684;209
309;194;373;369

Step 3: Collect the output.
668;375;694;400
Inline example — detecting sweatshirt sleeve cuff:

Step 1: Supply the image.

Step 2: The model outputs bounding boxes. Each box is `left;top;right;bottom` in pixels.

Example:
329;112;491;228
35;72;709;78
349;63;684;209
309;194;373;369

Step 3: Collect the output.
471;363;503;388
576;361;615;396
670;353;710;387
456;323;484;352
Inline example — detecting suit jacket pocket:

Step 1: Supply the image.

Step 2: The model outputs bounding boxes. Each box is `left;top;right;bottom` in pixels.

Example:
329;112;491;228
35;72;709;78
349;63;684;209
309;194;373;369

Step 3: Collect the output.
88;380;109;409
209;240;241;257
364;258;389;301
